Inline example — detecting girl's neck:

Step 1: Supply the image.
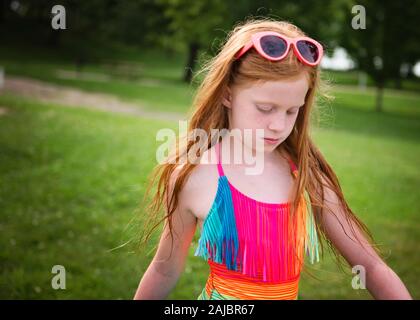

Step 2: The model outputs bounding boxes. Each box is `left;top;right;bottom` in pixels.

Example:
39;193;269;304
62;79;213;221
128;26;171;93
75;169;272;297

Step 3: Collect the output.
219;135;287;169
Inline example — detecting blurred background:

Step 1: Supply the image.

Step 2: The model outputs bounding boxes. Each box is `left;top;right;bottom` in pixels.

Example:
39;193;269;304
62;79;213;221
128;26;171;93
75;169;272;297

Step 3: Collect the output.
0;0;419;299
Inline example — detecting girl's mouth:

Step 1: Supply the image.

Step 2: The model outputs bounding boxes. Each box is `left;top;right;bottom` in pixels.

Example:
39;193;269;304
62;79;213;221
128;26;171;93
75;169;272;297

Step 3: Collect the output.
263;137;280;144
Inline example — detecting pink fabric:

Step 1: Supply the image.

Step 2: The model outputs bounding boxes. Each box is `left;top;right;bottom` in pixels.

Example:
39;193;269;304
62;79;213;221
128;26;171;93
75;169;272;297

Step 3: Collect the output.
214;142;304;282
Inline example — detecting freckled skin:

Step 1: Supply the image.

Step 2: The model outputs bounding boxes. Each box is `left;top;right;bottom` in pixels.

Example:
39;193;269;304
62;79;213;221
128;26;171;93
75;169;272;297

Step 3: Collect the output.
222;75;309;158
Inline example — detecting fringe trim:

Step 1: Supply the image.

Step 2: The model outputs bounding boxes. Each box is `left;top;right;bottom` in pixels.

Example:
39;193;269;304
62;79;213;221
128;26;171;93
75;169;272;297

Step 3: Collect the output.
194;176;239;271
303;190;320;264
194;177;320;281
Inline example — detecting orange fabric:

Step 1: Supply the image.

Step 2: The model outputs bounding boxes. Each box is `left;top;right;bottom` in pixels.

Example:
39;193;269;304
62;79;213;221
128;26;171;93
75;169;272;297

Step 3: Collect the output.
203;260;300;300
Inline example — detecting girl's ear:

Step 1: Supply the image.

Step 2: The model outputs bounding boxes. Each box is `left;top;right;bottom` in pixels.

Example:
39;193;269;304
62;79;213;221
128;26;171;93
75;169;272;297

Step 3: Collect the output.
222;87;232;108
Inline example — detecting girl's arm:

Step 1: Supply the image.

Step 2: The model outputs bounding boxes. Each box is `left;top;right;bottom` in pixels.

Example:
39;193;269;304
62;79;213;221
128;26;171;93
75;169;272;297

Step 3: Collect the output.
133;167;197;300
319;178;412;300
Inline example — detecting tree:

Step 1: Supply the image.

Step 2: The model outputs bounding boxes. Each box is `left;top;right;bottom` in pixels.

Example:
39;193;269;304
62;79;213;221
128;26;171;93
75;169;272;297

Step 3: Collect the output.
158;0;342;83
157;0;229;83
340;0;420;112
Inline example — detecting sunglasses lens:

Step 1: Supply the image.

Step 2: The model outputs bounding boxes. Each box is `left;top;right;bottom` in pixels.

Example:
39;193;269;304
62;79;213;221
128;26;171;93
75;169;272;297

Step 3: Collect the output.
260;35;287;58
296;40;319;63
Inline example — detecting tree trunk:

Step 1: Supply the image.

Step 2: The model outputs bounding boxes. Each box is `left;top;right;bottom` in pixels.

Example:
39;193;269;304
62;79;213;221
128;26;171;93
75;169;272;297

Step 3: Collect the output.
183;42;199;83
47;30;61;47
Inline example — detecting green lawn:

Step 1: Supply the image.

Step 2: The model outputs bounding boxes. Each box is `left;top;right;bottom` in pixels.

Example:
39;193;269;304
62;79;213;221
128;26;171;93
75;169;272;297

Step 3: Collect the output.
0;45;197;114
0;94;168;298
0;46;419;299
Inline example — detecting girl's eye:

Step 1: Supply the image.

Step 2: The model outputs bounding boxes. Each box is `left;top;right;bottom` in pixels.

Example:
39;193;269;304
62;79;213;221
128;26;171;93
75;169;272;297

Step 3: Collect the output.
256;105;273;113
287;108;300;115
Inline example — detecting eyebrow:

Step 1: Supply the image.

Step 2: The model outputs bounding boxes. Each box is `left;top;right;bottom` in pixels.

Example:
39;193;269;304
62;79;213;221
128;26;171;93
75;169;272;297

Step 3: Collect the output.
254;100;305;109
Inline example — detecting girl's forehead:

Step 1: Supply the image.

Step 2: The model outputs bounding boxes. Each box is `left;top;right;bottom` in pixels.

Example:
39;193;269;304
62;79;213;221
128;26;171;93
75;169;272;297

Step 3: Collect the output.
236;77;309;106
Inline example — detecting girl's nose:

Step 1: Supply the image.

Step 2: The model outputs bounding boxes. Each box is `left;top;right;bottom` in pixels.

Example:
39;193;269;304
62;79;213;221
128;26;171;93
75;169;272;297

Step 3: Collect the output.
268;114;287;132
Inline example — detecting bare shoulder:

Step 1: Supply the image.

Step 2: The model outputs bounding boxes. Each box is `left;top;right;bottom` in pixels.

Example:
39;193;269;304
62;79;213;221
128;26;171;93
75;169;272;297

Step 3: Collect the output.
151;160;207;279
176;145;220;230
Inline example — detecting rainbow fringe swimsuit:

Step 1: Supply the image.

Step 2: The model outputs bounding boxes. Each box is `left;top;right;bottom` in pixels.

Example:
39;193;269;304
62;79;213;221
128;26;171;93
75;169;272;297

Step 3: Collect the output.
194;142;320;300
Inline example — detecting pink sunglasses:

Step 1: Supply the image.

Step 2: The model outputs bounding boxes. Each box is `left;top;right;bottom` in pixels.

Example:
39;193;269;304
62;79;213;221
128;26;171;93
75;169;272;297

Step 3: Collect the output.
235;31;324;67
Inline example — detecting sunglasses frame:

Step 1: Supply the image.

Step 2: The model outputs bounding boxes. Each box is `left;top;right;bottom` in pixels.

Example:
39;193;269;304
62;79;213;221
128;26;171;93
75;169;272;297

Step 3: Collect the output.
235;31;324;67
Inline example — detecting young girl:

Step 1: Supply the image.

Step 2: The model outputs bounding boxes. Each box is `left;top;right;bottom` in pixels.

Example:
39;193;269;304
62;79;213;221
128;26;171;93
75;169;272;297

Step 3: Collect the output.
133;19;412;300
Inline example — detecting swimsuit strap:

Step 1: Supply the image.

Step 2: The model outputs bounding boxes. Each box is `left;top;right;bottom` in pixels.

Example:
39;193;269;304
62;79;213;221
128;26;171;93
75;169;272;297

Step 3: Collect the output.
215;142;225;177
288;157;298;174
216;141;298;177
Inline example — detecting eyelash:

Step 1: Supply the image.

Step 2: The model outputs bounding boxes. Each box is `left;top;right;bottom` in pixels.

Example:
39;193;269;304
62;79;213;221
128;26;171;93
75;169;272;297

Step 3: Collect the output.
257;106;300;114
287;108;299;115
257;107;272;113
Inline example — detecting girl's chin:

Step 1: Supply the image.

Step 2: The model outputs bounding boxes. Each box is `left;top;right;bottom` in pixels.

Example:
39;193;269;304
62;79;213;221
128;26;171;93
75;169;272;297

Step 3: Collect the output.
244;141;280;152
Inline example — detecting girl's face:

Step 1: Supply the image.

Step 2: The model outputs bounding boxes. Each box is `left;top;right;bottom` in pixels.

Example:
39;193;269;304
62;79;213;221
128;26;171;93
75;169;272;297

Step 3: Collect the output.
222;74;309;154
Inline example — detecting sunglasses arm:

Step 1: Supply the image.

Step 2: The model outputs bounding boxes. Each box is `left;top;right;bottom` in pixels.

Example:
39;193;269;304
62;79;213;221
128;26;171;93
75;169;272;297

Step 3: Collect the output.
235;41;255;59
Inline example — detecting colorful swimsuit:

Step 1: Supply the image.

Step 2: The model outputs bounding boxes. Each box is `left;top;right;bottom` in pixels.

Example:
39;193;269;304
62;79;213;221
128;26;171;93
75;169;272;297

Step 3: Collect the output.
194;142;320;300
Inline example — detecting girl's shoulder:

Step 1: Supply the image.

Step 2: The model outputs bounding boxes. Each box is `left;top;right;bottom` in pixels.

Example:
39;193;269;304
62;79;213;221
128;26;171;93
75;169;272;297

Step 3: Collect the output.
176;145;220;224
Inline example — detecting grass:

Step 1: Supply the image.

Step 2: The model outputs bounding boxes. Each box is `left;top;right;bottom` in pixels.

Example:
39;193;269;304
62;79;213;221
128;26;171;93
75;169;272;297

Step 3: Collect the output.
0;94;170;298
0;44;197;114
0;59;195;114
0;45;419;299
